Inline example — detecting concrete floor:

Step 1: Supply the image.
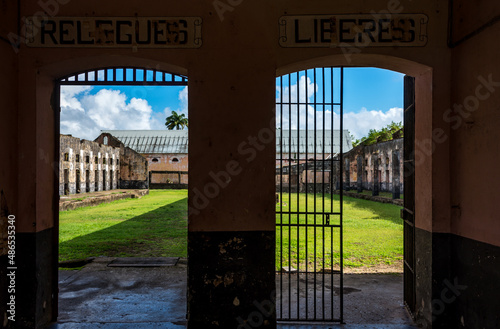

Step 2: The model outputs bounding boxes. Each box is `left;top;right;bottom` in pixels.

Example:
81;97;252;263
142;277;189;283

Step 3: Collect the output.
277;272;414;325
51;258;417;329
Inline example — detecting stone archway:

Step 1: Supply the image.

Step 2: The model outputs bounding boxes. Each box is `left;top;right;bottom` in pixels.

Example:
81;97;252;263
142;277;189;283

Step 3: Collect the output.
276;54;434;325
33;56;190;325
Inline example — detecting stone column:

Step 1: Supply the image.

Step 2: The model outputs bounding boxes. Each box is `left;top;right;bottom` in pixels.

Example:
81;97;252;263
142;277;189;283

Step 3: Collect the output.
357;156;363;193
344;158;350;191
372;154;379;196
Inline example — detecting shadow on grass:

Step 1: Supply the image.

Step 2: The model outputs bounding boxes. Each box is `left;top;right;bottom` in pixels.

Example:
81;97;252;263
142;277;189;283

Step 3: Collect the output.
341;194;403;226
277;192;403;226
59;198;188;262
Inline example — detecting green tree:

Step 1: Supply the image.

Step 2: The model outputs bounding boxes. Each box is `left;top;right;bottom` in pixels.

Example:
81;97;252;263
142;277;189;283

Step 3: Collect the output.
352;121;403;147
165;111;188;130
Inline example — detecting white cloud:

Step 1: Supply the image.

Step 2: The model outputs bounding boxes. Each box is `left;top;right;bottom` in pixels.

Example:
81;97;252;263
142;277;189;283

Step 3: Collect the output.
60;86;92;112
160;86;189;128
61;79;400;142
276;76;403;140
60;86;164;140
178;86;188;115
276;76;318;129
344;107;403;140
162;86;188;114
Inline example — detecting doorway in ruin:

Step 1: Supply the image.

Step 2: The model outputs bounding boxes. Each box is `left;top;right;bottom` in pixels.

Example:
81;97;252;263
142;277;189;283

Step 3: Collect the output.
275;66;415;324
110;170;114;190
53;66;189;324
94;170;99;192
76;169;81;194
102;170;107;191
64;169;69;195
86;170;90;193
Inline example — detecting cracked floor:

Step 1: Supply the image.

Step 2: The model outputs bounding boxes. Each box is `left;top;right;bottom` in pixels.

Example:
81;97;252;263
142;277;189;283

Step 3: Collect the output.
50;257;416;329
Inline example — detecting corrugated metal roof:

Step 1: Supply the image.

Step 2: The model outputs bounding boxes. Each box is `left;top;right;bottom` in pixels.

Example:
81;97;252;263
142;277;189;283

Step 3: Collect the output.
101;130;189;154
101;129;352;155
276;130;352;156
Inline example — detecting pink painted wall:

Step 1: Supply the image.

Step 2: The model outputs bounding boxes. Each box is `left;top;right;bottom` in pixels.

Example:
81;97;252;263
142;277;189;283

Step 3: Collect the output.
450;2;500;247
3;0;456;238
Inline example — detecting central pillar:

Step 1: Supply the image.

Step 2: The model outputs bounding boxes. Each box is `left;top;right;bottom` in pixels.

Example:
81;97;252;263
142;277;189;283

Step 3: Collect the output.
187;56;276;328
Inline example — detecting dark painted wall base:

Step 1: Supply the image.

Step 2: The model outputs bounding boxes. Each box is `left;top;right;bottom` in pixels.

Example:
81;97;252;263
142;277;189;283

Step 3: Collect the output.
447;233;500;329
414;228;500;329
1;227;498;329
188;231;276;329
1;229;56;329
414;227;433;327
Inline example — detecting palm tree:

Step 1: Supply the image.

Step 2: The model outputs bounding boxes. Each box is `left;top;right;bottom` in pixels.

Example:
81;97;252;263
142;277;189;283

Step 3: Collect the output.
165;111;188;130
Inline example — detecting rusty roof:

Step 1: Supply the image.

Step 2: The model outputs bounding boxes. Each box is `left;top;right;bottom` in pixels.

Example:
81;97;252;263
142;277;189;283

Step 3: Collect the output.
101;130;188;154
276;130;352;157
101;129;352;156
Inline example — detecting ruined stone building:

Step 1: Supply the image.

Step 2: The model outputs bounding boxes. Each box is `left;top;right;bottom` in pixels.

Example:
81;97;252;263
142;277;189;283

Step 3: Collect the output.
344;138;404;194
276;130;352;192
276;129;352;167
98;130;188;188
59;133;149;196
277;137;404;196
93;133;149;189
59;134;121;195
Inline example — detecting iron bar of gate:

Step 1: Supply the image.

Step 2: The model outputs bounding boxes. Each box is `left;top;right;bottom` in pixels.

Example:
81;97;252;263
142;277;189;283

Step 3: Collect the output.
288;73;292;318
305;69;309;320
296;72;298;318
276;223;341;228
322;67;326;320
59;67;188;86
340;67;345;323
330;67;335;320
279;75;283;320
313;68;318;320
277;211;341;215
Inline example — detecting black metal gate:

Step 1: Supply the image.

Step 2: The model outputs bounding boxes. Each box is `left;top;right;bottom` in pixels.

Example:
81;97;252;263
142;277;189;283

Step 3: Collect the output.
403;75;416;316
275;67;344;323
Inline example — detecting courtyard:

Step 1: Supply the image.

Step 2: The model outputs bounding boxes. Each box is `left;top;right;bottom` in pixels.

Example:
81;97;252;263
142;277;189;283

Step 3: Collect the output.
54;190;413;326
59;190;403;273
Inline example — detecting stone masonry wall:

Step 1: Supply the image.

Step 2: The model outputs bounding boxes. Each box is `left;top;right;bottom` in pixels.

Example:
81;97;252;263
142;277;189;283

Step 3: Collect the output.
120;146;149;189
343;138;404;193
95;133;149;189
60;135;120;196
146;153;188;184
276;138;404;195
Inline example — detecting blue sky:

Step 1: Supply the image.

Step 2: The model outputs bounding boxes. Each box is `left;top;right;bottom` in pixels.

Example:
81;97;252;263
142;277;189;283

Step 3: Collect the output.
344;68;403;113
60;68;403;141
91;85;187;117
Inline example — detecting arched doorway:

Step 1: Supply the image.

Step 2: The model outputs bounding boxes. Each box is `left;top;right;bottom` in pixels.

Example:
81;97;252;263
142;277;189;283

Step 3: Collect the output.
49;63;189;323
275;55;432;325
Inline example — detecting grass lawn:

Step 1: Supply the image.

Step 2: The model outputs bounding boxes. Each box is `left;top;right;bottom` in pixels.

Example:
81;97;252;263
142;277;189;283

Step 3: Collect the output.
276;193;403;271
59;190;187;262
59;190;403;272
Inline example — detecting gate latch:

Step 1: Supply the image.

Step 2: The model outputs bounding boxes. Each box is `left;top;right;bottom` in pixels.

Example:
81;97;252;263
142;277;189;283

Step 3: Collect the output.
326;214;330;225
